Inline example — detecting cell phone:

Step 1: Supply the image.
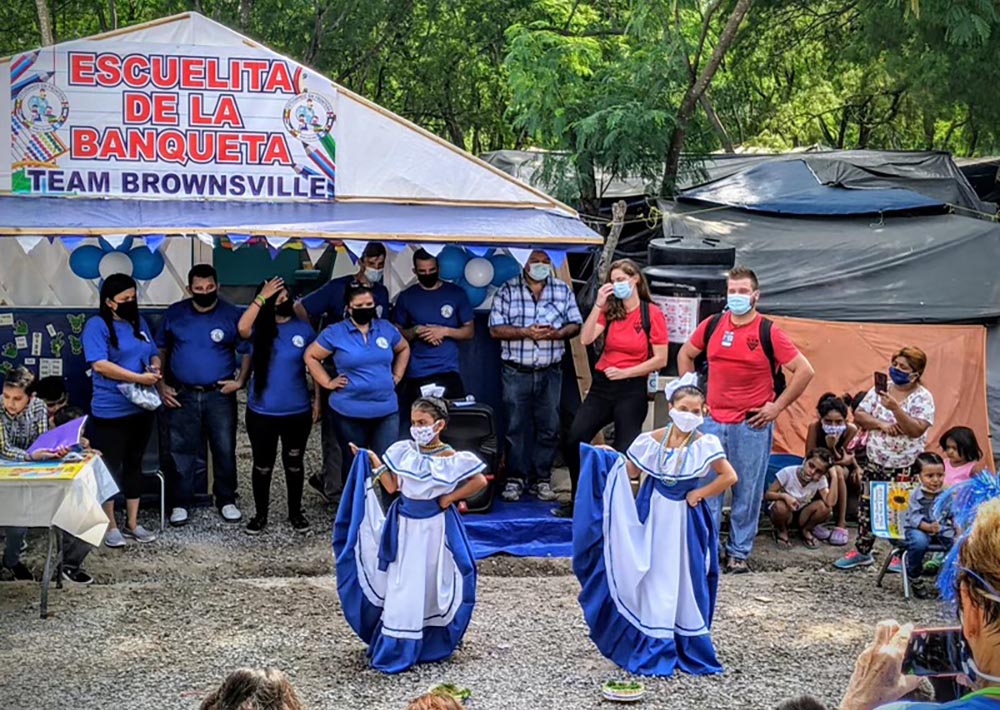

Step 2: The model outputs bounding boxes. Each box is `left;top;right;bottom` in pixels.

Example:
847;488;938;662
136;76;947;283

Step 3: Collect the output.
874;371;889;395
902;627;964;677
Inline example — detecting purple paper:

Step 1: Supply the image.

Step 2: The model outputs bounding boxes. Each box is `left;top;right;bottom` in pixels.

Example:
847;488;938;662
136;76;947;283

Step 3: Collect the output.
27;416;87;454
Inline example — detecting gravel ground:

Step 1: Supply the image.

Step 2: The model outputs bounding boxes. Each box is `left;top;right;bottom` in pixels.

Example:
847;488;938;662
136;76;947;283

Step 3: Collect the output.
0;422;955;710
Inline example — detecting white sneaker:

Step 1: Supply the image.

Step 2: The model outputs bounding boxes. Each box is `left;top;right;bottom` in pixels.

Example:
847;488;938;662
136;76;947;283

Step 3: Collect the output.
501;480;523;502
220;504;242;522
122;525;157;543
534;481;558;501
169;507;189;527
104;528;126;548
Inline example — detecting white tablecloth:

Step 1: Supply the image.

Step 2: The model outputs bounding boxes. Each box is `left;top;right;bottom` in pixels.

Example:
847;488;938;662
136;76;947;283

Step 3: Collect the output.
0;456;118;547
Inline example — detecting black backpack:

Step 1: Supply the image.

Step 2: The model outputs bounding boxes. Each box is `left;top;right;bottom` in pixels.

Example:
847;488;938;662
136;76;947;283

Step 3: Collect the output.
694;313;787;397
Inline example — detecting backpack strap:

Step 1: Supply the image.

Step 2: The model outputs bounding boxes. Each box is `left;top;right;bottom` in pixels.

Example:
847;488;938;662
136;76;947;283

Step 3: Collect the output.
759;317;786;394
640;300;653;358
703;312;724;349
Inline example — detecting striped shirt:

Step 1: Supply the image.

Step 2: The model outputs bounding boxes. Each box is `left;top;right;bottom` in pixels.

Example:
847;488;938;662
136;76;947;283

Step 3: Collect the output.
0;396;49;461
488;274;582;368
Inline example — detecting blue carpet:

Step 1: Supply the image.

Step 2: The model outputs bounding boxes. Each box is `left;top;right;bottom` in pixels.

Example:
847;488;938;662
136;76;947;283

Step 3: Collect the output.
464;498;572;559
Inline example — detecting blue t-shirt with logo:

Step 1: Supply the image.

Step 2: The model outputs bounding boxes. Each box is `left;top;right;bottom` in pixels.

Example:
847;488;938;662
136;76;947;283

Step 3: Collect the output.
316;318;401;419
247;320;316;416
300;274;391;325
82;316;158;418
393;282;474;378
155;299;245;387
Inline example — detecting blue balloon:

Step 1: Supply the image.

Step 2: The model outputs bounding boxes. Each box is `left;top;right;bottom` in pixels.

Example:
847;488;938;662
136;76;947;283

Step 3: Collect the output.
69;245;105;279
463;284;489;308
489;255;521;286
437;245;468;282
128;247;165;281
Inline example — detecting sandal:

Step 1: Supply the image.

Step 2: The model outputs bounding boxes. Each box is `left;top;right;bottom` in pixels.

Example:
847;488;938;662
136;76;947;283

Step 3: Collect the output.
772;530;792;549
802;533;819;550
727;558;750;575
828;527;849;546
812;524;832;541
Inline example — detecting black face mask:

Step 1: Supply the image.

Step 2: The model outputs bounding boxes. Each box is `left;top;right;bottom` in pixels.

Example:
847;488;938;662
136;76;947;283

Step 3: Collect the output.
191;290;219;309
351;307;377;325
274;300;295;318
417;272;439;288
113;300;139;323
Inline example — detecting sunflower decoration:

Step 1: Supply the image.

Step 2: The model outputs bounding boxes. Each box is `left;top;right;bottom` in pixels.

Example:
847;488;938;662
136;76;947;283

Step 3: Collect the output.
889;485;911;512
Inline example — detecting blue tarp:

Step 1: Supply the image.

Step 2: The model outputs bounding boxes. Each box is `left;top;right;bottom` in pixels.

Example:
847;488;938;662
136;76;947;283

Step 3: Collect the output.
464;498;572;559
678;159;944;215
0;196;601;247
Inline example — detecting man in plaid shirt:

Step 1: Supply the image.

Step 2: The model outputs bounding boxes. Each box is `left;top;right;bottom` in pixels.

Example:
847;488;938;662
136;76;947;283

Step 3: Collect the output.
489;250;582;502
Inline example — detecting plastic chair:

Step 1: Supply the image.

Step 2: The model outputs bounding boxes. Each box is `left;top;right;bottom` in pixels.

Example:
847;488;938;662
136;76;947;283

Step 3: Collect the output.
871;481;949;598
141;430;166;532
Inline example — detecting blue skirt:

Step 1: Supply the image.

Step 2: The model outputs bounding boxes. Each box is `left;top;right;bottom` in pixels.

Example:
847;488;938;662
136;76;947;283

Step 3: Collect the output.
572;445;722;676
333;454;477;673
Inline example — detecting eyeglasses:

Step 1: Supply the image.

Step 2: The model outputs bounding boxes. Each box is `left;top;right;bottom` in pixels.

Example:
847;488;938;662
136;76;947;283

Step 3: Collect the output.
955;566;1000;608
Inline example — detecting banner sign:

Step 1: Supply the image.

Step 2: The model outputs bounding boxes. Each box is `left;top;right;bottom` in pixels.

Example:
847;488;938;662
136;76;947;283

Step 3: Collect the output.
6;44;338;200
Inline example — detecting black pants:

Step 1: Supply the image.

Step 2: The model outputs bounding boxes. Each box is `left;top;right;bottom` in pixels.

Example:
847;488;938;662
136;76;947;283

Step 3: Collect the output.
567;372;648;498
85;412;155;499
245;409;313;519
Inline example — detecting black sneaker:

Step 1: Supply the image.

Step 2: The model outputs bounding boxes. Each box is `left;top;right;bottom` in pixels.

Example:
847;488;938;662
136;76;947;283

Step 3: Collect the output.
307;475;331;504
4;562;33;581
289;513;311;533
245;516;267;536
62;568;94;585
551;503;574;519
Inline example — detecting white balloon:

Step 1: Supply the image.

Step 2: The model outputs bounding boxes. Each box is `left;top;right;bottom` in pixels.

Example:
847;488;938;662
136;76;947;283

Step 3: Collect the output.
464;257;494;288
98;251;134;279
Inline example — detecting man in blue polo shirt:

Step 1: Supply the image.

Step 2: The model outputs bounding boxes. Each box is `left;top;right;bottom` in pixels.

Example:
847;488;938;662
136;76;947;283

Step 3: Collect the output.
157;264;249;526
294;242;390;325
394;249;474;418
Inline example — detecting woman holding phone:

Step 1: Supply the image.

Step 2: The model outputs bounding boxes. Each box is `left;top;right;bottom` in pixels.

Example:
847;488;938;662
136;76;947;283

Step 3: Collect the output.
554;259;668;519
835;346;935;570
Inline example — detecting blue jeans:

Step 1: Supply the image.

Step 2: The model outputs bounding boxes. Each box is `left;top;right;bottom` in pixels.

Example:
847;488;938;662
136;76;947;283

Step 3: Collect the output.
168;388;238;508
501;364;562;485
905;529;951;578
331;410;398;478
702;416;774;561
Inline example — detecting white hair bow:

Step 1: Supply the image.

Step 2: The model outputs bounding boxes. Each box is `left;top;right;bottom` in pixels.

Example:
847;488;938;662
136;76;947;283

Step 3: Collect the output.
663;371;700;400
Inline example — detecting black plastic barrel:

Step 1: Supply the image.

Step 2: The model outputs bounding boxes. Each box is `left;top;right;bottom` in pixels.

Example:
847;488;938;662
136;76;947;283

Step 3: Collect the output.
643;235;736;375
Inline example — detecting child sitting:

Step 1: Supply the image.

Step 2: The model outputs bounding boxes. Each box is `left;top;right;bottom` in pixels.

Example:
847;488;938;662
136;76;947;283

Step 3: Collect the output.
939;426;983;487
765;448;838;549
905;452;954;598
804;393;861;546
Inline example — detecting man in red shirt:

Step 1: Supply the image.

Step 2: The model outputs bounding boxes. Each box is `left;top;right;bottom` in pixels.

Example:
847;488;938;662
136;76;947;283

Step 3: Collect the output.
678;266;814;573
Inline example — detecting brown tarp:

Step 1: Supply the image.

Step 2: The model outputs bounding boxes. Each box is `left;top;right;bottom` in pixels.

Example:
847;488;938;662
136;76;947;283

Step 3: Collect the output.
770;316;994;470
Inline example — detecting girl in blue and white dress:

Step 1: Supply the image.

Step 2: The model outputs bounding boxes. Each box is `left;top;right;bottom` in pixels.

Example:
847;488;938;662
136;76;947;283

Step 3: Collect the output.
573;372;738;677
334;396;488;674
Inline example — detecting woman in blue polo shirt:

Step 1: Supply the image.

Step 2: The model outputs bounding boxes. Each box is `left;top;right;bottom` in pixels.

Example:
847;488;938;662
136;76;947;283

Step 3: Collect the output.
82;273;161;548
305;285;410;479
239;277;318;536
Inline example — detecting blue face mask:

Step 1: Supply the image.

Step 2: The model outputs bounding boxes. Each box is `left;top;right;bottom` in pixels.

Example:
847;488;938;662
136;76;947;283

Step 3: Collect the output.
727;294;753;315
613;281;633;300
889;366;913;386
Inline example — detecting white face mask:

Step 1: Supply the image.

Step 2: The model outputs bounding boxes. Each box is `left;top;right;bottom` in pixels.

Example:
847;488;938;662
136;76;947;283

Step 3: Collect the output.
365;267;384;284
411;424;439;446
669;408;704;433
528;263;551;281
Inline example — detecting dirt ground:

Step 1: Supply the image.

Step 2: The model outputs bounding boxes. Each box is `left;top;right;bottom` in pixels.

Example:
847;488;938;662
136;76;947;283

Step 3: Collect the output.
0;425;953;710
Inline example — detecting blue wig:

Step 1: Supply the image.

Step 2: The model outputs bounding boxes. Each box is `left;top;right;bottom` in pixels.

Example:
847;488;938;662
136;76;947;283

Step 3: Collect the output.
934;472;1000;605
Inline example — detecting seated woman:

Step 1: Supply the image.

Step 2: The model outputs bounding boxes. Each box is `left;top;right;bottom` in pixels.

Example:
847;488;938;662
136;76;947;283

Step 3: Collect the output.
765;448;838;549
333;397;488;673
1;367;91;584
805;393;862;545
573;373;738;676
839;473;1000;709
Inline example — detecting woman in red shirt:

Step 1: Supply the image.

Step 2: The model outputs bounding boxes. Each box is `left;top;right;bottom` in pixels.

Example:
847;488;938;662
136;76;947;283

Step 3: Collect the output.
554;259;668;518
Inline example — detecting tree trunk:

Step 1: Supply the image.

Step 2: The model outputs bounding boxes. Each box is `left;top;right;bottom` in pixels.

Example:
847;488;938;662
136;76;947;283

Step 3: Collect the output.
108;0;118;30
35;0;54;45
596;200;628;285
660;0;753;196
239;0;253;32
699;92;735;153
576;150;601;218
